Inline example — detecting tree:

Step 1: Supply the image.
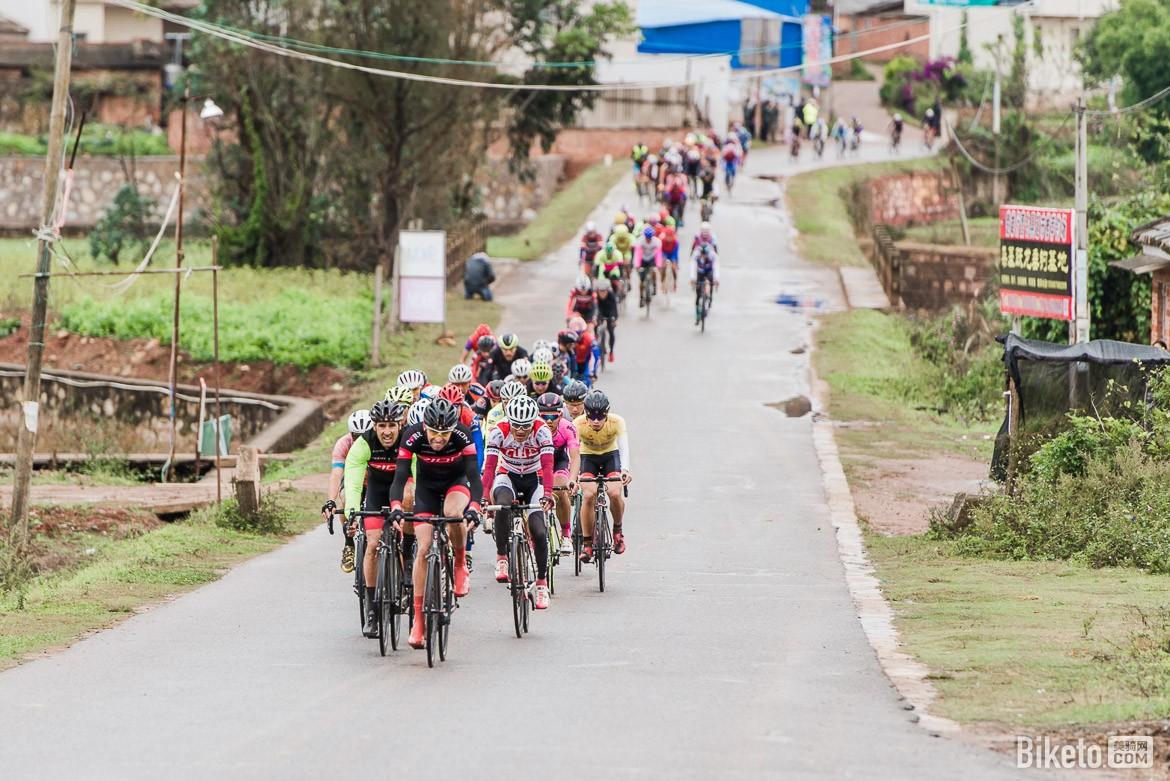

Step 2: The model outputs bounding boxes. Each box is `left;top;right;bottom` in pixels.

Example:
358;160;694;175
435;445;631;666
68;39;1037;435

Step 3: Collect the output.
957;11;973;66
1080;0;1170;117
1005;12;1028;108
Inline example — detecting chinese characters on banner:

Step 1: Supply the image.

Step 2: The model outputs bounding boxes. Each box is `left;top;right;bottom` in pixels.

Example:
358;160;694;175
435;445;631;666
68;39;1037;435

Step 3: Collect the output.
998;205;1075;321
801;15;832;88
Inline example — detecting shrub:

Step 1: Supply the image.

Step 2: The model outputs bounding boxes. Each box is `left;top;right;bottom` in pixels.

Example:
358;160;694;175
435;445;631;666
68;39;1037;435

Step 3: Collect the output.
1029;414;1146;482
909;298;1007;422
90;185;156;264
205;494;291;535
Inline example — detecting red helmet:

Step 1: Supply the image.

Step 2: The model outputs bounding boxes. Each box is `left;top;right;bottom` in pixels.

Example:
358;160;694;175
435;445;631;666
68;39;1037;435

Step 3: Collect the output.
438;383;464;405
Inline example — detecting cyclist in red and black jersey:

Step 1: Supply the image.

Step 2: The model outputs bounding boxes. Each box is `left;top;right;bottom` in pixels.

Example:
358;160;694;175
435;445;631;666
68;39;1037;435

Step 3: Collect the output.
388;398;483;649
565;275;597;324
579;221;605;274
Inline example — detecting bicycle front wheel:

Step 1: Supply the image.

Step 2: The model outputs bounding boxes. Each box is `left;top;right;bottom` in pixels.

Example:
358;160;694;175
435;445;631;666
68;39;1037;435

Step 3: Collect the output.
376;546;389;656
509;534;524;639
596;508;610;593
439;553;452;661
388;539;403;651
425;554;441;667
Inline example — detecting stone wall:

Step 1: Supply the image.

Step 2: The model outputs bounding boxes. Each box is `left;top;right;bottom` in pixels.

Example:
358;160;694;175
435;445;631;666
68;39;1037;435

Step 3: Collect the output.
0;364;322;455
869;226;997;311
0;155;210;233
863;170;959;229
476;155;565;224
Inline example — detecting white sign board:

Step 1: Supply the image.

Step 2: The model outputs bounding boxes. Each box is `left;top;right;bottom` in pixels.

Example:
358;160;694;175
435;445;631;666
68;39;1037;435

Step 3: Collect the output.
397;230;447;324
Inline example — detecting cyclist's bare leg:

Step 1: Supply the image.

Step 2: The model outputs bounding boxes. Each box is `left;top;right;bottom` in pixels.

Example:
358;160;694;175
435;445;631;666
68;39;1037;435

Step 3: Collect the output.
363;527;383;587
443;491;470;570
553;473;571;531
581;480;598;539
608;482;625;528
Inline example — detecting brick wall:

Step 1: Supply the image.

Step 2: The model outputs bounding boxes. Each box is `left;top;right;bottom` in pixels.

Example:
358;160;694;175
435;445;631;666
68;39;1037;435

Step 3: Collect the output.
492;127;691;179
835;13;929;66
870;225;997;310
862;171;959;229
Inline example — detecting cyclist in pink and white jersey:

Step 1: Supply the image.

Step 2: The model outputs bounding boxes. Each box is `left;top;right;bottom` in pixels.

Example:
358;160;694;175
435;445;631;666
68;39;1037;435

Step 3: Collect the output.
322;409;373;574
538;392;579;554
482;396;556;609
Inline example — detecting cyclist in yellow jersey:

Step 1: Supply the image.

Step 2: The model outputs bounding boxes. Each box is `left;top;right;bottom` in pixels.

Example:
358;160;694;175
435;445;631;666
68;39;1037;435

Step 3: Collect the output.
573;389;631;559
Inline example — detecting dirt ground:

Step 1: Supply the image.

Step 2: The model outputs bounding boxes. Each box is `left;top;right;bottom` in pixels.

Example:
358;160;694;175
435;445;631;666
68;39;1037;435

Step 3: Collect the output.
0;317;358;419
844;451;991;535
24;505;161;575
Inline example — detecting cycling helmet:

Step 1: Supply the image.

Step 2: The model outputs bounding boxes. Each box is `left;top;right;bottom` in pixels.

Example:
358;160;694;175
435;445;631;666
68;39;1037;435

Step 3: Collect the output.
699;221;711;233
612;223;629;236
894;113;903;121
511;358;531;377
505;395;540;426
575;275;593;292
567;316;587;333
585;221;596;233
369;400;404;423
486;379;505;401
537;392;562;415
530;361;553;383
448;364;473;384
476;334;495;352
531;339;552;354
593;277;612;293
642;226;654;239
500;380;526;401
407;397;431;426
397;369;426;389
348;409;373;435
613;211;627;225
465;382;486;404
557;328;579;345
424;397;460;432
419;384;439;400
664;216;676;228
385;385;414;407
562;380;588;402
438;383;465;405
498;333;520;350
583;388;610;416
531;347;554;365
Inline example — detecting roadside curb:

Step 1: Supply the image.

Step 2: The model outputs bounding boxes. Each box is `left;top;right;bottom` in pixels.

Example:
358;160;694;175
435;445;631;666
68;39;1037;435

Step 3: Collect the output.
807;324;961;737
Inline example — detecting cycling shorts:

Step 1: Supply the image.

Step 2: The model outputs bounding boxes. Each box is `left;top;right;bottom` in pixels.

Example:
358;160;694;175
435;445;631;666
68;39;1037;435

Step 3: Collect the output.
575;305;597;323
413;476;471;518
664;245;679;263
553;449;570;475
360;477;396;530
490;470;544;506
580;450;621;478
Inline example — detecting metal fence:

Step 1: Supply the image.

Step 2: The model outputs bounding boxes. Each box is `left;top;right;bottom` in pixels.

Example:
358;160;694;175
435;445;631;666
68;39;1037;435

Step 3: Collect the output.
445;216;488;288
573;86;695;129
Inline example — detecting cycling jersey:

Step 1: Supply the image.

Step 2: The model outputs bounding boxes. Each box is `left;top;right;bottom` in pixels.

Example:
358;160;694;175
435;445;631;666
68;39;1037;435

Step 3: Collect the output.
549;417;579;474
463;323;492;354
691;246;720;283
691;233;719;254
483;404;507;438
344;428;403;528
566;289;597;320
657;225;678;254
482;420;554;487
633;237;662;269
487;345;529;382
592;250;624;280
574;412;630;471
596;291;619;319
331;433;356;469
610;226;633;257
389;422;482;513
579;231;605;264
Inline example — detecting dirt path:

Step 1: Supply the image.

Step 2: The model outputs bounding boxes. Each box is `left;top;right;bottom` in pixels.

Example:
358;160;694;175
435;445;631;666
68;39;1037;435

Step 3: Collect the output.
845;452;992;535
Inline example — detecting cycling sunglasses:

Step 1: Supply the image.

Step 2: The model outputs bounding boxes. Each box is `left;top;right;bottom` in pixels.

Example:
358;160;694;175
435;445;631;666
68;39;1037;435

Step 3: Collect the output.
539;413;560;424
424;425;456;436
585;411;608;421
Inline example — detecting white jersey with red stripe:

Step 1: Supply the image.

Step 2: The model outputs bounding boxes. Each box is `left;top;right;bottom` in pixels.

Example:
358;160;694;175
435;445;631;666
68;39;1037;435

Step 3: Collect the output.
484;420;554;475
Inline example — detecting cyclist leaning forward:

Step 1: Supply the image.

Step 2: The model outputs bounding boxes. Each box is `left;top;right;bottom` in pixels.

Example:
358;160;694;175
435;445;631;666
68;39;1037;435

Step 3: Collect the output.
344;399;407;637
484;396;557;609
574;389;632;561
387;397;483;649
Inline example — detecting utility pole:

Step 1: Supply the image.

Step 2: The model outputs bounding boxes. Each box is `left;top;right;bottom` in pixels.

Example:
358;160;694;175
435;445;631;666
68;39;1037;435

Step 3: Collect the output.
165;83;190;482
992;35;1003;206
10;0;77;545
1074;97;1089;344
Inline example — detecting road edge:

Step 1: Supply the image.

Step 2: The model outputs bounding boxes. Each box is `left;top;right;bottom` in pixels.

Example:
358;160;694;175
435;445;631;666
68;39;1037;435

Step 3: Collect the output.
806;319;961;737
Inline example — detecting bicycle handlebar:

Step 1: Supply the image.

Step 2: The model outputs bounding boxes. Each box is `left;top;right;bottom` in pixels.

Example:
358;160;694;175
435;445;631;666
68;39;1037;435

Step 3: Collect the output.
482;503;544;512
576;474;630;497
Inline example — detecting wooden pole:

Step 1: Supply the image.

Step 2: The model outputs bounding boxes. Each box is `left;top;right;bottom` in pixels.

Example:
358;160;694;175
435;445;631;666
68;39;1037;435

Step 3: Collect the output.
371;259;384;366
165;83;190;482
212;236;222;506
10;0;77;544
387;244;400;336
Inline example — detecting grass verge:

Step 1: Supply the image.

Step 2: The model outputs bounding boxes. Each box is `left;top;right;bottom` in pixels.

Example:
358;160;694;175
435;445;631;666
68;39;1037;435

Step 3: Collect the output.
0;490;317;671
866;531;1170;726
786;156;942;268
898;216;999;248
486;160;625;261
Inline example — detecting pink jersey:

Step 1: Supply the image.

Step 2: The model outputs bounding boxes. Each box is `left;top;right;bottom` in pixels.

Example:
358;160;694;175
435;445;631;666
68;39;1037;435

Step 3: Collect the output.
331;434;355;468
551;417;579;452
632;237;663;269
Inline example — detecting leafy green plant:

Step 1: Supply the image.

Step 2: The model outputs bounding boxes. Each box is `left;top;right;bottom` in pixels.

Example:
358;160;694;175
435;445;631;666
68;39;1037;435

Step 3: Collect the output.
59;287;373;369
89;185;156;265
1097;605;1170;698
909;297;1007;422
206;493;292;535
1029;414;1146;482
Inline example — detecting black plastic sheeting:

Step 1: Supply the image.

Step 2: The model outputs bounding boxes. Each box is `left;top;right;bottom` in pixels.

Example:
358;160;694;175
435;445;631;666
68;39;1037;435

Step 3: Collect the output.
990;335;1170;480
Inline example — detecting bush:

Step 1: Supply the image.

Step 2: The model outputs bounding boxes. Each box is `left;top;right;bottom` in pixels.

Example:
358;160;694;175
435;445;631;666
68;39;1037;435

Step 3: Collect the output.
90;185;156;264
207;494;291;535
59;287;373;369
909;298;1007;422
844;58;875;81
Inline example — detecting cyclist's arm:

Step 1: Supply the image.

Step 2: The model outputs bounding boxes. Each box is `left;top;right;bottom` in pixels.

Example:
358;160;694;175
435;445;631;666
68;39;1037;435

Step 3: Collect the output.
480;454;498;504
565;423;581;482
616;417;630;473
388;447;412;509
462;449;483;510
565;292;576;320
343;437;372;513
472;423;485;471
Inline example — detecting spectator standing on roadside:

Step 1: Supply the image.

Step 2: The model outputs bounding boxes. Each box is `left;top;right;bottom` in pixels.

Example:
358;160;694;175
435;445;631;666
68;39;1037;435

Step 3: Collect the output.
464;251;496;301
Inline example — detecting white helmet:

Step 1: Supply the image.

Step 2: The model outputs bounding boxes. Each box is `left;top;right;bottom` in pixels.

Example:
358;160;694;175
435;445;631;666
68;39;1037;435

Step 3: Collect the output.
894;113;902;121
575;275;593;292
700;221;711;233
511;358;531;377
505;395;540;426
585;221;596;233
397;369;426;389
531;347;554;365
448;364;473;384
531;339;553;354
348;409;373;435
419;384;439;400
594;277;612;293
500;380;526;401
406;398;431;426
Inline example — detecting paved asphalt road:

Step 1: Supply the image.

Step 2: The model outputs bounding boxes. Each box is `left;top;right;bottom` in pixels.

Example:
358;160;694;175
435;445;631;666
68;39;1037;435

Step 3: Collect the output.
0;146;1040;780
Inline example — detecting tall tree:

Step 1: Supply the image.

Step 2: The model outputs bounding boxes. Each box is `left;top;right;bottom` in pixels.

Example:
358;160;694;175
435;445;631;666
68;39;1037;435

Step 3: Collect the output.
1080;0;1170;117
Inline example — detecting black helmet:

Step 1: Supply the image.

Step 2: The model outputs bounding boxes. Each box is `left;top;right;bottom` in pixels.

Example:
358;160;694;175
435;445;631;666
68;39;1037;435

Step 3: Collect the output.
583;389;610;415
424;397;460;431
562;380;588;402
476;334;495;352
486;379;505;401
370;399;404;423
536;392;562;414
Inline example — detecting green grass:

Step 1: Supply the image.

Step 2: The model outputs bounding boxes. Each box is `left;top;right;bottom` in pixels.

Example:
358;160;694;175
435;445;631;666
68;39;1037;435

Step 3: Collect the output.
786;156;944;268
263;291;500;483
867;531;1170;726
0;125;173;157
0;491;318;670
486;161;625;261
814;309;997;461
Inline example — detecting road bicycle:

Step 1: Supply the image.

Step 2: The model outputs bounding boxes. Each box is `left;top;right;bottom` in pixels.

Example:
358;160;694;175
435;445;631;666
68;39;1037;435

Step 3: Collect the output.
399;513;468;668
699;195;716;223
695;277;714;332
595;318;610;374
563;486;584;578
350;512;370;633
638;265;656;318
353;509;410;655
574;475;626;593
484;501;541;638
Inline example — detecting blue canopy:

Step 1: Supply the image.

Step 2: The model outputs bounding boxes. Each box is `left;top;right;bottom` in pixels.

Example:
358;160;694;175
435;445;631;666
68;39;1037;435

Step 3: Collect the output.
637;0;806;69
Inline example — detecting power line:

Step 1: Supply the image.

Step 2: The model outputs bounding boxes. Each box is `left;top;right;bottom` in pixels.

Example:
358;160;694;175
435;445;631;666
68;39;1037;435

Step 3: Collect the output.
944;111;1075;175
1085;83;1170;117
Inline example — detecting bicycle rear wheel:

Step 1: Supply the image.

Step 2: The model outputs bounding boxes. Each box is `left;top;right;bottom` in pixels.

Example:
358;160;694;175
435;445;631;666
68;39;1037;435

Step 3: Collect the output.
596;507;610;593
439;552;452;661
425;554;441;667
509;533;524;639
